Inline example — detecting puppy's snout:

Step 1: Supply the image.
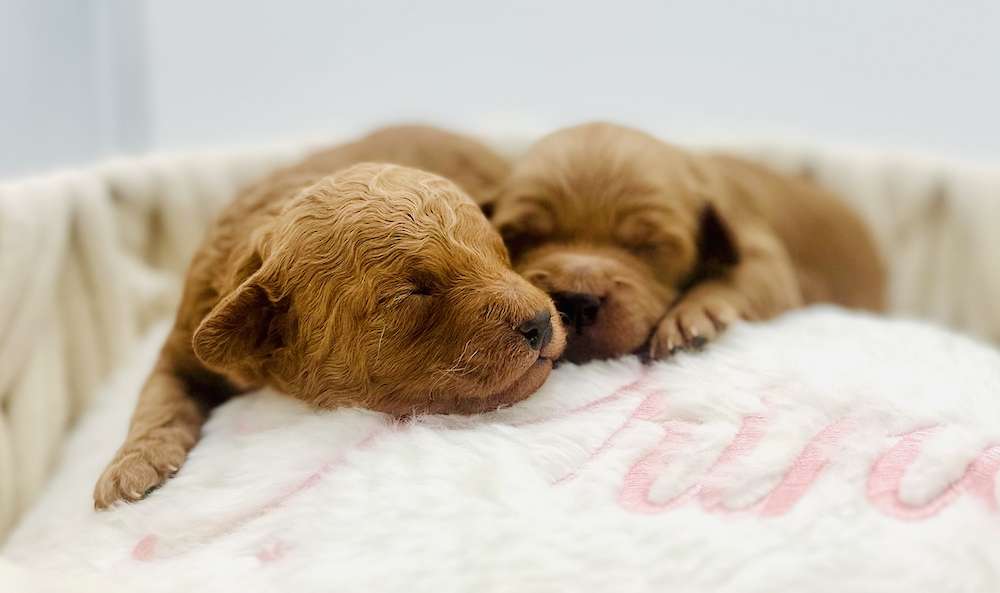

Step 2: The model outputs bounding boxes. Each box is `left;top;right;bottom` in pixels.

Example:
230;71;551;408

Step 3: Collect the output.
517;310;553;351
553;292;602;330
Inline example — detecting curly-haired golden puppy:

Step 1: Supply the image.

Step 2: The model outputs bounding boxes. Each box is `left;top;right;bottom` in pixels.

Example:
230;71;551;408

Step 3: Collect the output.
94;126;565;509
489;122;884;363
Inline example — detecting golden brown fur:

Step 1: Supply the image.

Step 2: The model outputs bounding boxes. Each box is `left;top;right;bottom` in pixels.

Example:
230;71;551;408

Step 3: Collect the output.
490;122;885;363
94;126;565;509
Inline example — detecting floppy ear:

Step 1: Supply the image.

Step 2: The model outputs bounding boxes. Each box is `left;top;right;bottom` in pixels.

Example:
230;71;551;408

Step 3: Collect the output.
192;272;290;371
696;203;740;271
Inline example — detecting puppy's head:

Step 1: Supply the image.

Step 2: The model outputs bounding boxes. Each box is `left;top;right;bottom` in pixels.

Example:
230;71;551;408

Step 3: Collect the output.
490;123;737;363
193;163;565;415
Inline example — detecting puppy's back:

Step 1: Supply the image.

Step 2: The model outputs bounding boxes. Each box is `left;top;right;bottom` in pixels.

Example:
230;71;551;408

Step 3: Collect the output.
289;125;510;205
708;153;886;312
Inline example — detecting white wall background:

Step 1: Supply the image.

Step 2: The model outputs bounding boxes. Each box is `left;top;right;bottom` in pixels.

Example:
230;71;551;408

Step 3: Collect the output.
1;1;103;176
3;0;999;177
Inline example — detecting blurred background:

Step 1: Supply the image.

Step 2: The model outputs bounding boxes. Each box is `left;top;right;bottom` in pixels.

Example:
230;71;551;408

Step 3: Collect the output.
2;0;999;178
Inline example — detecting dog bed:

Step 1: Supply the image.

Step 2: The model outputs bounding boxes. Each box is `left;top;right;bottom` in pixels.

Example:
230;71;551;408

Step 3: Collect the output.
1;131;999;591
5;308;1000;592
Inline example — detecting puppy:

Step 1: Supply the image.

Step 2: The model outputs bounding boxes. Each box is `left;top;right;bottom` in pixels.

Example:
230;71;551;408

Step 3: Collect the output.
94;126;565;509
489;122;885;363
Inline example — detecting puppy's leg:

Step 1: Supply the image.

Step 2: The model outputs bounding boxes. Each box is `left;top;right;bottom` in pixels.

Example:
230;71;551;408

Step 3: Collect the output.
93;334;231;509
649;227;803;359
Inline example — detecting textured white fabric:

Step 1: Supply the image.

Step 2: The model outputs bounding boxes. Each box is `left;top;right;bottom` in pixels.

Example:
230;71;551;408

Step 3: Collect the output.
0;556;123;593
5;309;1000;592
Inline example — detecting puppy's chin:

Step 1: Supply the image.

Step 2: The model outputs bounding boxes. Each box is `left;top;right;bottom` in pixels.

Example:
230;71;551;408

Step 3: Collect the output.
434;346;561;415
453;356;555;414
370;328;565;417
373;357;553;417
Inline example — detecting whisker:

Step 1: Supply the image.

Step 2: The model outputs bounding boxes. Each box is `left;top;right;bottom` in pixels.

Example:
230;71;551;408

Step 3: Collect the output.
374;325;387;364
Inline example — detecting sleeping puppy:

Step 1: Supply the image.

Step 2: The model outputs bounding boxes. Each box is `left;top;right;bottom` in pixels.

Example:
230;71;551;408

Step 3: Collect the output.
94;126;565;508
489;122;885;363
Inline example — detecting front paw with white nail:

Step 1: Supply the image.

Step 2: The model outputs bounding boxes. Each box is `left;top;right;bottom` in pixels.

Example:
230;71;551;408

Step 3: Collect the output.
93;426;194;509
648;288;751;360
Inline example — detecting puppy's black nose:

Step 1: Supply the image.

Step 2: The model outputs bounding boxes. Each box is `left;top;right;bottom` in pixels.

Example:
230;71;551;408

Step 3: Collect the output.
517;310;553;351
552;292;601;330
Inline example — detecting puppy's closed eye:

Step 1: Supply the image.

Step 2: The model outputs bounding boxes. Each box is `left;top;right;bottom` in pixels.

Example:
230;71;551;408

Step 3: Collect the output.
407;271;442;298
380;279;436;309
616;215;684;256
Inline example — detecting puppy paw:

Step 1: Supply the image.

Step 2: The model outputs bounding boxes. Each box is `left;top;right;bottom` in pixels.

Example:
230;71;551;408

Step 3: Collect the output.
93;432;189;510
648;295;747;360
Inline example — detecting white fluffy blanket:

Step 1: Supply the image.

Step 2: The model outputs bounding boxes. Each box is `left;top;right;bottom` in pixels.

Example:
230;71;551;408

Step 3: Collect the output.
5;307;1000;592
